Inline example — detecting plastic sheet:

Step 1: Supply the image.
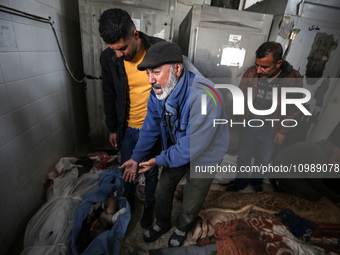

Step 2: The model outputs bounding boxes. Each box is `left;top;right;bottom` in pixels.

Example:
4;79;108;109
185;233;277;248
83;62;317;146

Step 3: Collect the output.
21;159;103;255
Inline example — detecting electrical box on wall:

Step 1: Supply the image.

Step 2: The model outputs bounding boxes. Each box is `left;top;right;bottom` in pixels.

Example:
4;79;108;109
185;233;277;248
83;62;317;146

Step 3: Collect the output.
178;4;273;80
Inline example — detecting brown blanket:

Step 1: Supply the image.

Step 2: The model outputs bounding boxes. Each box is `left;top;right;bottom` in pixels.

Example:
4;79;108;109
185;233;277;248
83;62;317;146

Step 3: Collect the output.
214;217;340;255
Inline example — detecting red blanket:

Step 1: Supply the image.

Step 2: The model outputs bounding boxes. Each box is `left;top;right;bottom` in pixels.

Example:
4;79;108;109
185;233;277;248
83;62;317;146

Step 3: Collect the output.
214;217;340;255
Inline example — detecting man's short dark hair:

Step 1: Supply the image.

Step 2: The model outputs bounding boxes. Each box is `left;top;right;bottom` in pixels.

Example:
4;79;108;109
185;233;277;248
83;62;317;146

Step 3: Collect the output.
256;41;283;63
98;8;136;44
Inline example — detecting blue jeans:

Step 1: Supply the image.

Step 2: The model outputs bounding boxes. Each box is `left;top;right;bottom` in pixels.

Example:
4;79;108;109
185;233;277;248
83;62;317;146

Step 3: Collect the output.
120;127;159;206
236;123;276;189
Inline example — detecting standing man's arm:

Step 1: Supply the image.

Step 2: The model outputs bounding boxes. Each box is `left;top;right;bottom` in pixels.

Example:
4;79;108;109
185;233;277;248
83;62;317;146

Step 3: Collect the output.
100;51;119;149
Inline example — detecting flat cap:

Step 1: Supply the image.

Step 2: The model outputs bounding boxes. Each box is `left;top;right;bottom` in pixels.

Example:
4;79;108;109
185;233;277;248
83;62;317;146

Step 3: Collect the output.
137;41;183;71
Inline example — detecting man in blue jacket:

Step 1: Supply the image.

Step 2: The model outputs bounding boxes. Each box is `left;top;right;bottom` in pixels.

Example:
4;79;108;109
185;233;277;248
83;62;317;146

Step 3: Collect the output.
120;42;229;247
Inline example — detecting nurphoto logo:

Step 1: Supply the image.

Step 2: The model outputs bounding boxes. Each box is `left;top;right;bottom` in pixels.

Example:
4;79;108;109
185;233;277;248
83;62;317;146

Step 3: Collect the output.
197;82;222;115
200;84;312;128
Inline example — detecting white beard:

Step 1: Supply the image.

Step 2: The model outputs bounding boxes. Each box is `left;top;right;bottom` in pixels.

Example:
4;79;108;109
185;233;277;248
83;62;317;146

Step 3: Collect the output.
154;65;178;100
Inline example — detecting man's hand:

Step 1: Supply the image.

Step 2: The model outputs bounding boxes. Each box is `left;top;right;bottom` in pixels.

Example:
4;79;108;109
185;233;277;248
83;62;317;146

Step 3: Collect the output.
109;133;118;149
119;159;138;182
139;158;157;174
274;132;285;145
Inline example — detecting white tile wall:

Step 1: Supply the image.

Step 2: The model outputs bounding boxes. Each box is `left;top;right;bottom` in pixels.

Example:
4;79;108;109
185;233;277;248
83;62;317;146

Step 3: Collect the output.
30;98;47;122
0;20;18;51
53;52;65;71
10;3;29;25
12;104;36;133
20;126;41;154
0;0;9;6
25;146;44;176
0;69;4;84
39;0;53;9
0;84;11;115
50;123;71;150
0;52;24;82
6;79;30;109
49;72;64;93
0;137;25;170
34;114;55;142
40;72;61;95
56;89;66;108
25;76;44;101
0;184;22;244
13;187;36;229
17;179;43;217
36;51;57;74
0;13;11;23
0;173;14;206
0;1;87;252
0;154;5;176
20;52;40;78
0;0;11;22
8;0;29;12
14;23;35;51
0;112;19;146
31;26;50;51
45;29;59;52
27;0;43;18
7;158;29;191
53;9;64;32
53;0;63;12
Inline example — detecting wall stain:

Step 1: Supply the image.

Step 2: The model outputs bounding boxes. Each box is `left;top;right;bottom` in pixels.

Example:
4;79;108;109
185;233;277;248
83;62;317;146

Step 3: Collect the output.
306;33;338;82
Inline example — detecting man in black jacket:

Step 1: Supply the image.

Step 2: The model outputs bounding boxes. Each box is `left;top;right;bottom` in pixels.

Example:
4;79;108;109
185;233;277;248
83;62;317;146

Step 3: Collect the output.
98;8;163;228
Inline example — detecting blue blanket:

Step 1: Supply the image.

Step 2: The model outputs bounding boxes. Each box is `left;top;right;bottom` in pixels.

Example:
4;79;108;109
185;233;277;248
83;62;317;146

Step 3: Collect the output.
71;167;131;255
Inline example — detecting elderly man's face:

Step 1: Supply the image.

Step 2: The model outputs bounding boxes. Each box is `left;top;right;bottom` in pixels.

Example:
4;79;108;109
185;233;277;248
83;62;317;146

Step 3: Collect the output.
146;63;182;100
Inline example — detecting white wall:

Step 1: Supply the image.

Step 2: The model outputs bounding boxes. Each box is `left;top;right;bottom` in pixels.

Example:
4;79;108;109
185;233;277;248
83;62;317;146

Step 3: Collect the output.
0;0;88;253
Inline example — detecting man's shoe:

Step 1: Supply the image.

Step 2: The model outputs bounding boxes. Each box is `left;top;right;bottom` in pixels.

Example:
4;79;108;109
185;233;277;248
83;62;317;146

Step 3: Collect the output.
168;229;186;247
143;223;170;243
141;204;154;228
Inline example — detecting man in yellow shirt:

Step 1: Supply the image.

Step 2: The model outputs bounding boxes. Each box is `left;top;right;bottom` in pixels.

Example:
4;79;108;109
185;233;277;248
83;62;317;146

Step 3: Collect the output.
99;8;163;228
